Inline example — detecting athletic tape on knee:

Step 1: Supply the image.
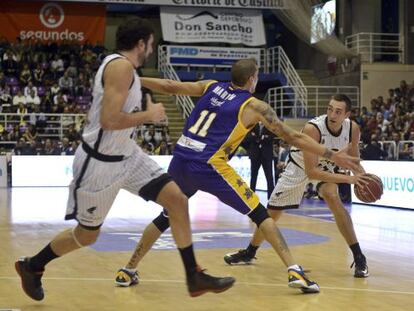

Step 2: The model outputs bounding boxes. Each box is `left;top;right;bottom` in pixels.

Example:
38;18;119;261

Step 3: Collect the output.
71;227;85;248
152;212;170;232
248;204;270;227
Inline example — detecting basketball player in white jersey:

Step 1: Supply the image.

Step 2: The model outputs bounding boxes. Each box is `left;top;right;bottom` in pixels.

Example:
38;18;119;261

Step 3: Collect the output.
225;94;371;278
14;18;235;301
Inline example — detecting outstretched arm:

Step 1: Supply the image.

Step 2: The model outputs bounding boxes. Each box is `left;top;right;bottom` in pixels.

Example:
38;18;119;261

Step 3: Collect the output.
141;78;215;96
243;99;360;170
348;121;365;174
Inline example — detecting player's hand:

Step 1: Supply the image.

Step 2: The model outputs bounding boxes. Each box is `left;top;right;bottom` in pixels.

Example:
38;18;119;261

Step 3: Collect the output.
349;174;372;187
146;94;166;123
331;148;360;171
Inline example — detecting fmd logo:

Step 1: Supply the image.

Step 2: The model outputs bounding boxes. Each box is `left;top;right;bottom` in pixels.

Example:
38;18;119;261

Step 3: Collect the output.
170;47;198;56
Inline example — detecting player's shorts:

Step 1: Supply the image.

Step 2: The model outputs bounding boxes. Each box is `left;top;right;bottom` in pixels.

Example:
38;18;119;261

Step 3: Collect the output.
267;161;309;210
65;143;169;228
168;156;260;215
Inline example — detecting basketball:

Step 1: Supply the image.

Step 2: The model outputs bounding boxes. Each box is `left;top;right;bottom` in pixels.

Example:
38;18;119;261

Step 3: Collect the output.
354;174;383;203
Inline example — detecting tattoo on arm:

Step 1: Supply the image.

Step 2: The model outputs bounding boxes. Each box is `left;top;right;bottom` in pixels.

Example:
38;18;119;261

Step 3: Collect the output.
262;105;278;124
323;148;333;159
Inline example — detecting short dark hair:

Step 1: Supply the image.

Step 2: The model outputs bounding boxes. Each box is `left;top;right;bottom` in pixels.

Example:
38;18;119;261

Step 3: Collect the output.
231;58;258;87
116;18;154;51
332;94;352;111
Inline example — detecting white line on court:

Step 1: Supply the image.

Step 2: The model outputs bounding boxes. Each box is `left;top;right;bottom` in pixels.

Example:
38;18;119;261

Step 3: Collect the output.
2;276;414;296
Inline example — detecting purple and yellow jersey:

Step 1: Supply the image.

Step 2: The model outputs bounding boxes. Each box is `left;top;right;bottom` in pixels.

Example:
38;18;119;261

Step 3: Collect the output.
174;81;255;163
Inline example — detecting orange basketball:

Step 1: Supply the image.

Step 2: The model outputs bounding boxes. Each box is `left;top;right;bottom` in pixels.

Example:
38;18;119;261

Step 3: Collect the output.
354;173;383;203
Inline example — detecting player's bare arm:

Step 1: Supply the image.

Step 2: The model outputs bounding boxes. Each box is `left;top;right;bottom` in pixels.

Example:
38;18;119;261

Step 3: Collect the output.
302;124;370;187
100;59;165;130
243;98;359;171
141;77;215;97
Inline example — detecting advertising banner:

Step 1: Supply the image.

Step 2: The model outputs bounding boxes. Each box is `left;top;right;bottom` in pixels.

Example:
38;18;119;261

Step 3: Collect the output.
352;161;414;210
161;7;266;46
11;155;268;190
0;1;106;44
166;45;261;67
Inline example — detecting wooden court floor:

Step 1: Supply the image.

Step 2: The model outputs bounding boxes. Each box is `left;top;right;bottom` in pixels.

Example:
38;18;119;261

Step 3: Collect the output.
1;187;413;311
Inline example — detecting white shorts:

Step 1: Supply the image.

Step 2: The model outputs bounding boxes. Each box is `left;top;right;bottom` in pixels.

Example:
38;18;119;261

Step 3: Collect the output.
65;144;166;228
268;161;309;209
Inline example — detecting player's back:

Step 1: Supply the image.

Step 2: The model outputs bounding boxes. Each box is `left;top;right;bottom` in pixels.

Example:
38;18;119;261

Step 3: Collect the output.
174;81;254;162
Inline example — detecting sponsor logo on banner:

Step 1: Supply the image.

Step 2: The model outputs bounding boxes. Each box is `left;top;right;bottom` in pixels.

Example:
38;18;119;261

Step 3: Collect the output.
161;7;266;46
167;45;261;67
0;1;105;43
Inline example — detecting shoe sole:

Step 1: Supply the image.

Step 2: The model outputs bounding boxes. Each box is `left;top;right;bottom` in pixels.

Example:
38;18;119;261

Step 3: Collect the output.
288;280;320;294
115;280;139;287
15;261;44;301
189;282;235;297
354;273;369;278
224;258;254;265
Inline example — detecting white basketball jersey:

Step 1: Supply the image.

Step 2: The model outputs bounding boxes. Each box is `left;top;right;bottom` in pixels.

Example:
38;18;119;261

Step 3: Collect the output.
290;114;352;172
82;53;142;157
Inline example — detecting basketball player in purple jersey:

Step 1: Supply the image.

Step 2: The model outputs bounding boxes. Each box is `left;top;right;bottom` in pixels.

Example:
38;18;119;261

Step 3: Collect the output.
114;59;361;293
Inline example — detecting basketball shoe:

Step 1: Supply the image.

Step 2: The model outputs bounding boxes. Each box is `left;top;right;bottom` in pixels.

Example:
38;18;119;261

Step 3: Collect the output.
288;265;320;293
187;266;236;297
15;257;45;301
351;255;369;278
223;249;256;265
115;268;139;287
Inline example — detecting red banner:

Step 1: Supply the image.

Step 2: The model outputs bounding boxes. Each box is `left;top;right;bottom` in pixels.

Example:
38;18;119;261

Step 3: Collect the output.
0;1;106;44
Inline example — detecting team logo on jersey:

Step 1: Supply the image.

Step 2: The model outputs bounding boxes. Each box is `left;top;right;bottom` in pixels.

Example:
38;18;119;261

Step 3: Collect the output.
87;206;97;214
211;97;225;107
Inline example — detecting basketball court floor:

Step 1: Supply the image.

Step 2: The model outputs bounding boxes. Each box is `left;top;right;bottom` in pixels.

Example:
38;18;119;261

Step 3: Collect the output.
0;187;413;311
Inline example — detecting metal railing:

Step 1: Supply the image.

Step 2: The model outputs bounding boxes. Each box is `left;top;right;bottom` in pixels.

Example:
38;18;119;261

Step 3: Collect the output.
345;32;404;63
158;46;195;118
0;113;86;139
158;45;307;118
265;46;307;118
381;140;414;160
306;86;359;117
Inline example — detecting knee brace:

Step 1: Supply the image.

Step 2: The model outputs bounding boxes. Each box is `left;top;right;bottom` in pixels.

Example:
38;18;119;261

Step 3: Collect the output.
248;203;270;227
152;211;170;233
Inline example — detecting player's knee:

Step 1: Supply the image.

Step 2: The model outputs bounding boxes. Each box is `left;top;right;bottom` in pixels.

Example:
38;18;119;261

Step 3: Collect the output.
152;211;170;232
74;225;100;246
268;209;283;221
248;204;270;227
321;190;340;202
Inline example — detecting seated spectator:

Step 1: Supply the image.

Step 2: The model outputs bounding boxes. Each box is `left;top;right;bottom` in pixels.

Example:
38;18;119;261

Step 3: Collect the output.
59;70;73;93
16;102;28;115
66;123;81;142
25;89;41;107
41;138;60;155
144;125;157;146
50;54;64;76
12;90;26;110
22;124;38;143
50;82;61;96
59;137;75;155
20;63;32;85
155;140;172;155
360;135;387;160
2;50;18;76
0;81;12;108
24;81;37;97
66;60;78;78
33;63;45;85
